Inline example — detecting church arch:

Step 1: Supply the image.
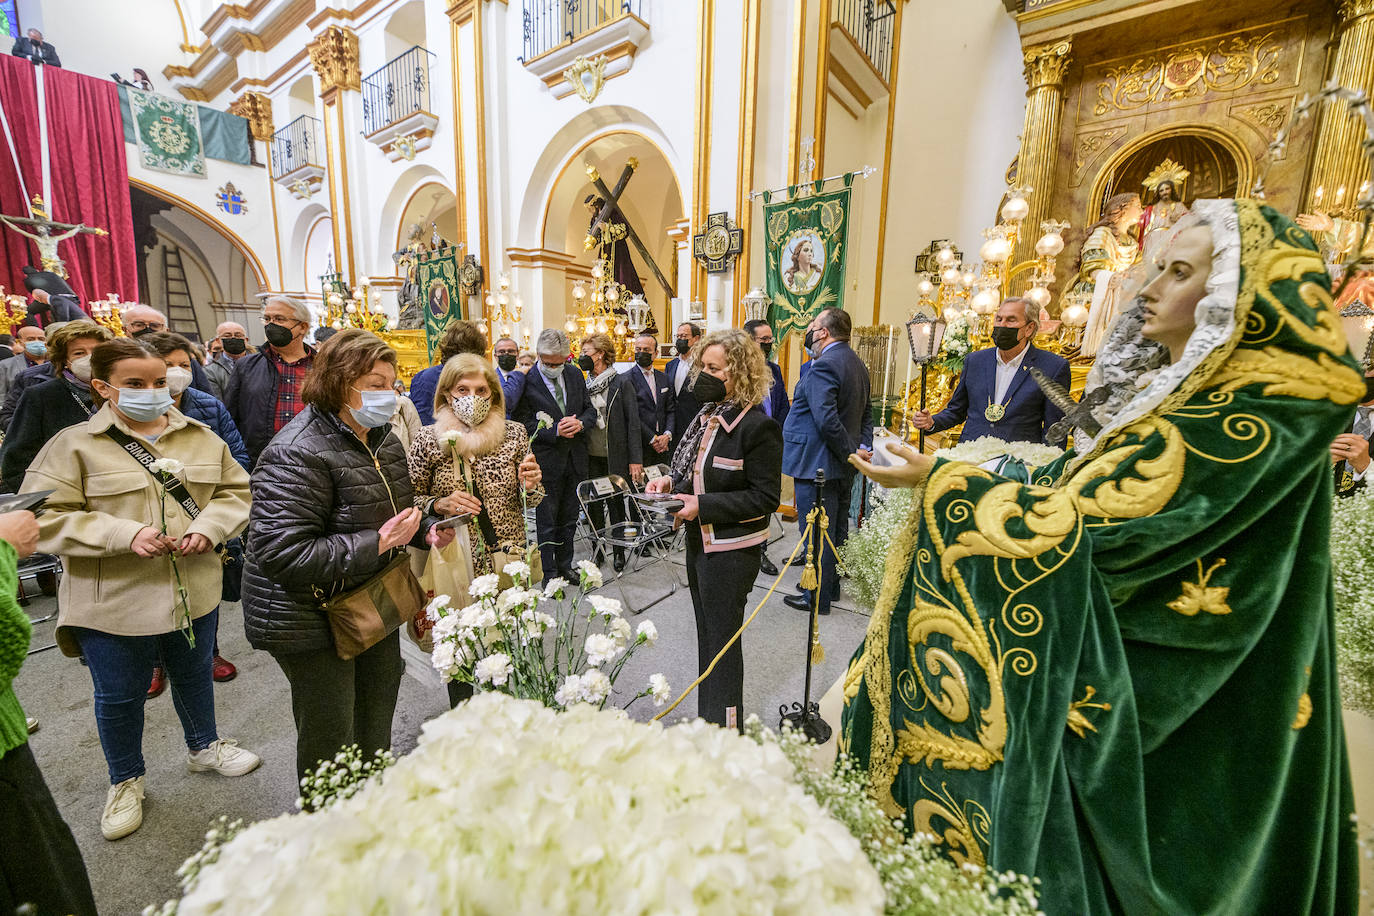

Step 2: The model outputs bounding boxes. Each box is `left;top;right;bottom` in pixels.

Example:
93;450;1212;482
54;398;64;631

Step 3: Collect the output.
375;164;455;270
1088;124;1253;220
129;178;269;288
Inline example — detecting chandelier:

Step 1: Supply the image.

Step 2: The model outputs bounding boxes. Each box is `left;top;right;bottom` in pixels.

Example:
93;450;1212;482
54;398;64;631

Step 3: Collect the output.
87;293;124;336
0;287;29;333
481;272;530;347
564;256;631;351
324;283;388;333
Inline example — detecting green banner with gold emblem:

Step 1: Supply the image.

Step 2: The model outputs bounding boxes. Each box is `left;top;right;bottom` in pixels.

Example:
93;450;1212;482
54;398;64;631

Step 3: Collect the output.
417;246;463;362
127;88;206;178
763;178;851;341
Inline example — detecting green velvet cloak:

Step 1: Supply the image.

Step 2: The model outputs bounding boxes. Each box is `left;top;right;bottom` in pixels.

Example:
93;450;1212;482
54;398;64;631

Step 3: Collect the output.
841;202;1364;913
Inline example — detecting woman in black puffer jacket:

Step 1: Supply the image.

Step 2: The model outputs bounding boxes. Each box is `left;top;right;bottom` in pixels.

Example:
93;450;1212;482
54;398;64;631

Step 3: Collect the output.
242;330;451;780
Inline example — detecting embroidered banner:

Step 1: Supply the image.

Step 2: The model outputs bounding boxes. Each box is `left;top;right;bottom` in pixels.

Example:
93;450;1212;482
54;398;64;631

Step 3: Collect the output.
127;87;206;178
763;178;851;341
416;245;463;362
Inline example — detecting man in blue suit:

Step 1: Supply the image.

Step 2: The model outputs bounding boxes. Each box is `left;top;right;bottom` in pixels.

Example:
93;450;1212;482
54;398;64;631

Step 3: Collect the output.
628;333;674;466
512;329;599;581
781;308;873;616
665;321;703;459
745;318;789;576
913;297;1071;446
493;335;527;416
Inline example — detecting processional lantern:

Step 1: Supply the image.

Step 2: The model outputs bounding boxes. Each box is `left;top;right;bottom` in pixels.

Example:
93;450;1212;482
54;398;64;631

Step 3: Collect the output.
740;287;770;324
905;311;947;451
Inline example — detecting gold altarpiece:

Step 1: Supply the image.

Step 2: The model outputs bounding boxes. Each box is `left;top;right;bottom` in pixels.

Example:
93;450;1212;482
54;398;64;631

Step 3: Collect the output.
1012;0;1358;301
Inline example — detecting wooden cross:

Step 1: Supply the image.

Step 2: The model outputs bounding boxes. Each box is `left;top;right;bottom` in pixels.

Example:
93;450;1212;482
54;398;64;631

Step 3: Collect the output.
583;161;676;300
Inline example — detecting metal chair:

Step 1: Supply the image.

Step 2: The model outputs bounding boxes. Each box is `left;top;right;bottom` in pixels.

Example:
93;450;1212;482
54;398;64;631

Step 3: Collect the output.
19;553;61;655
575;474;679;614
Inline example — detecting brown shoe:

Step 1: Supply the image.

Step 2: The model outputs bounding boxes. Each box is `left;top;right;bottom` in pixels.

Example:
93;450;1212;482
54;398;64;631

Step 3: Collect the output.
147;666;166;698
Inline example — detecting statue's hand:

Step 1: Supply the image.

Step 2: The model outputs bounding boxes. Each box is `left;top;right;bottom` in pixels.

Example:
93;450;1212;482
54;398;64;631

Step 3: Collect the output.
849;442;934;489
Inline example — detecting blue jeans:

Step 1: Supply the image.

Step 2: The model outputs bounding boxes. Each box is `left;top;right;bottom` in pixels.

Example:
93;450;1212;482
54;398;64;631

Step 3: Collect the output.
794;477;847;615
73;610;220;784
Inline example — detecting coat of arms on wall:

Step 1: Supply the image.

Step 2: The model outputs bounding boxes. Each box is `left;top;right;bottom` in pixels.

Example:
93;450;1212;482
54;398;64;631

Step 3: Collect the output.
215;183;248;215
692;211;744;273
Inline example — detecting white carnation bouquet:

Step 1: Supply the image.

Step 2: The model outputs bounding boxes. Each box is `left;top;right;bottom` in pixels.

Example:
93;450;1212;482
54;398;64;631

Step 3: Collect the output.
427;557;668;710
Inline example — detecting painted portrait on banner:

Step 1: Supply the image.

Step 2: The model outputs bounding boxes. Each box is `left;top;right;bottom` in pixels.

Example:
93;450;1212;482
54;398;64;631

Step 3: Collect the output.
781;232;825;294
763;180;851;341
428;281;450;319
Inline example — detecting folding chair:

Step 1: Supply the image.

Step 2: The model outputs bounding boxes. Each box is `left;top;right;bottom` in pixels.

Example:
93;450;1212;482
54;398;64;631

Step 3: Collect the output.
576;474;679;614
19;553;61;655
637;464;686;566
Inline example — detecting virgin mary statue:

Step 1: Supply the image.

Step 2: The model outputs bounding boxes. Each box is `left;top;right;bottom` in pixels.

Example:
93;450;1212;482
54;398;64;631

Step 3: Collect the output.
843;199;1362;913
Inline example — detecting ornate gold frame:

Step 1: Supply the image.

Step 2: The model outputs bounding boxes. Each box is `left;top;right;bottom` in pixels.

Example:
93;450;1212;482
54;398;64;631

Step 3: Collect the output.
563;55;610;104
1085;122;1254;221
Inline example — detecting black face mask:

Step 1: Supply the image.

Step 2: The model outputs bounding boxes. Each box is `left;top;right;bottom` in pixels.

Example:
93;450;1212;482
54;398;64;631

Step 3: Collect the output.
803;329;817;355
496;354;518;372
263;322;295;348
634;351;654;368
222;337;247;356
990;326;1023;351
758;341;774;359
577;355;596;373
131;326;158;339
674;338;691;355
692;371;727;404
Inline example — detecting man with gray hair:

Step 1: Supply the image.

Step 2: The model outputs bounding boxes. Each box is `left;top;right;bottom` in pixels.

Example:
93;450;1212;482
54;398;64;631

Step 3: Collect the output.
912;296;1070;445
119;303;215;397
205;320;251;401
512;328;598;581
227;295;316;467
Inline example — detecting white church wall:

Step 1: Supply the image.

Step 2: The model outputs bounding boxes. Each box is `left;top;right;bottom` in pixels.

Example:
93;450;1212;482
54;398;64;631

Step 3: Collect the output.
22;0;185;86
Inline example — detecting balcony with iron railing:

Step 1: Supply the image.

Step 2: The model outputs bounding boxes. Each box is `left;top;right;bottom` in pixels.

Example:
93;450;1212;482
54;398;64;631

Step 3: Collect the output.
519;1;649;99
833;0;897;85
361;45;439;161
827;0;896;116
269;115;326;198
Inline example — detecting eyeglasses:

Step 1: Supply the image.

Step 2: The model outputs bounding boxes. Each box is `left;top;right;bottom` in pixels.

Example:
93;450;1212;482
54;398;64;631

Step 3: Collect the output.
262;315;300;327
219;332;247;339
128;320;165;332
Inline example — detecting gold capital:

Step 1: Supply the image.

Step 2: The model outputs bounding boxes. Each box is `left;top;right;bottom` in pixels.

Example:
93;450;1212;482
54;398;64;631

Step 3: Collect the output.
1023;39;1072;92
228;91;274;142
309;26;361;95
1339;0;1374;22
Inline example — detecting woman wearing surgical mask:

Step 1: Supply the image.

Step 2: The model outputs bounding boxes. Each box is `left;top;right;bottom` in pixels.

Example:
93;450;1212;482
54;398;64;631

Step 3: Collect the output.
0;319;112;493
645;329;782;729
20;338;258;842
143;333;251;690
241;329;454;781
407;353;544;708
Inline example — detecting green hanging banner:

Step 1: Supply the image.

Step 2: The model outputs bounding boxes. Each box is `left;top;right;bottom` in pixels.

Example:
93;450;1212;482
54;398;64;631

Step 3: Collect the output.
416;246;463;362
763;182;851;341
127;87;206;178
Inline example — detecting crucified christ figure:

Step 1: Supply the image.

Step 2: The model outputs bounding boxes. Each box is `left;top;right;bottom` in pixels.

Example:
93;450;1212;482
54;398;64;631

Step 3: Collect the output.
0;199;107;278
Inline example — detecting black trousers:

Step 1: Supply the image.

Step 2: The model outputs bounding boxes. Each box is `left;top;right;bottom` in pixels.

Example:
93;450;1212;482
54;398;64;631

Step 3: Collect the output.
685;522;760;729
0;741;98;916
447;680;473;709
536;459;582;578
794;476;847;614
272;628;404;781
586;455;626;561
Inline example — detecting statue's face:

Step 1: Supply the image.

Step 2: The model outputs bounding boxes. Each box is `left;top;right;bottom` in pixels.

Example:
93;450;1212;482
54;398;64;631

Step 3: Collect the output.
1157;181;1175;202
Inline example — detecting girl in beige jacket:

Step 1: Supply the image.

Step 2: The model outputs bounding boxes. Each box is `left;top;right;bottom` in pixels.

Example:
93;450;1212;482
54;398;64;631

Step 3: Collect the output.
21;338;261;842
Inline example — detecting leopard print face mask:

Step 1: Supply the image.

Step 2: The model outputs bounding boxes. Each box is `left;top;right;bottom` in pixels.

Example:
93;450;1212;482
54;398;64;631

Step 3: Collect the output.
451;393;491;428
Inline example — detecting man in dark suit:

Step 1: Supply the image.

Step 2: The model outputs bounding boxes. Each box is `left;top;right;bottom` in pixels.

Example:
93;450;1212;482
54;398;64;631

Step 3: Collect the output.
492;335;526;417
665;321;703;458
11;29;60;66
744;318;789;576
1333;372;1374;497
628;333;673;466
781;307;873;616
913;297;1071;446
512;329;598;581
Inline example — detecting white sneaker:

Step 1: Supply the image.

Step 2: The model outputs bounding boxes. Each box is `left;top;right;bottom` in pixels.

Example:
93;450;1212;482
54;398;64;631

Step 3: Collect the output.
187;738;261;777
101;776;145;840
25;716;38;733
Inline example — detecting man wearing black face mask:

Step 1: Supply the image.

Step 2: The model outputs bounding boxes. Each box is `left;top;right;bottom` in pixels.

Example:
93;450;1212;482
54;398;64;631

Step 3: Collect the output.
665;322;702;458
912;297;1070;446
627;333;673;463
1332;371;1374;497
205;321;251;401
226;296;316;468
121;304;214;397
492;336;526;418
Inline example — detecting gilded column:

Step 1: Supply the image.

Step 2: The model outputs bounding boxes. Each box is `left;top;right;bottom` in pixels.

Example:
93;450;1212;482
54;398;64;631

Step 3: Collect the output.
1305;0;1374;214
1014;40;1072;266
309;25;362;283
230;91;283;287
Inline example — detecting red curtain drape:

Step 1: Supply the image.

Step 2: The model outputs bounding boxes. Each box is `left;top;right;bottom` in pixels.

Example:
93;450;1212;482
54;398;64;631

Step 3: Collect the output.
0;55;136;312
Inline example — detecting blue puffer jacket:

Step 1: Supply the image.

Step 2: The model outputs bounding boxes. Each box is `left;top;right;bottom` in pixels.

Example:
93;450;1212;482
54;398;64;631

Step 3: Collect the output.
179;387;251;471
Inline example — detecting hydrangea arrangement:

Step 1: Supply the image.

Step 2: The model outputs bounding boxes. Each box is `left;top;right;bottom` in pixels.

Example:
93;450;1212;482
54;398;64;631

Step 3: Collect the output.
426;557;666;711
1330;489;1374;714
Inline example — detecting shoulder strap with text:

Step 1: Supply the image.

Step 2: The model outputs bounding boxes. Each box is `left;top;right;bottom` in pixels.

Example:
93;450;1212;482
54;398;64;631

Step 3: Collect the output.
102;426;201;520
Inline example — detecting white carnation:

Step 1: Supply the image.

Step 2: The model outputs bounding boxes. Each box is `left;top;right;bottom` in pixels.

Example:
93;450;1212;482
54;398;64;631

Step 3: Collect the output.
583;633;621;667
647;673;671;706
469;574;500;598
474;653;513;686
502;559;531;583
608;617;632;641
575;559;603;589
553;673;583;707
636;620;658;645
430;613;460;642
542;576;570;598
586;594;621;619
150;457;185;475
579;669;611;703
426;594;452;616
430;641;457;677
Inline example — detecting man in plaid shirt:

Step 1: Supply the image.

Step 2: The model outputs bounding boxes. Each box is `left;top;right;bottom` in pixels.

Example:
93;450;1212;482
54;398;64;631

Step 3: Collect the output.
226;296;315;468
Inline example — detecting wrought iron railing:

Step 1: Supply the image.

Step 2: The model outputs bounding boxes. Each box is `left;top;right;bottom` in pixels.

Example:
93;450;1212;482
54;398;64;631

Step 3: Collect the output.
362;45;435;135
519;0;643;63
269;115;321;179
833;0;897;84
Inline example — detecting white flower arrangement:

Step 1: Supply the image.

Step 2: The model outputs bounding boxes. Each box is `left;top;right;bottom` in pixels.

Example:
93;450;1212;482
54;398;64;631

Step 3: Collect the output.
1331;489;1374;714
426;552;660;711
937;316;972;373
151;696;1038;916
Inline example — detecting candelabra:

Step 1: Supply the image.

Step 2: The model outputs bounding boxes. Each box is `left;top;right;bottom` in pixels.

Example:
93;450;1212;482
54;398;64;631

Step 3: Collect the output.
88;293;123;336
326;283;388;333
480;272;529;342
0;288;29;332
564;257;631;356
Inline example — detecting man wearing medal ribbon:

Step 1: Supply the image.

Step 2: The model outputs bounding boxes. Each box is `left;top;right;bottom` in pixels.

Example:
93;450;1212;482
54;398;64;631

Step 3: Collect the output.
912;297;1070;446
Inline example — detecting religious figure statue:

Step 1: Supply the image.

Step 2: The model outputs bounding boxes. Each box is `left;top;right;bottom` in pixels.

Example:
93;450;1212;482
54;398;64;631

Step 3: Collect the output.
1138;159;1191;262
1068;192;1143;357
843;199;1361;914
392;222;428;330
585;193;644;298
0;196;107;279
1296;209;1374;311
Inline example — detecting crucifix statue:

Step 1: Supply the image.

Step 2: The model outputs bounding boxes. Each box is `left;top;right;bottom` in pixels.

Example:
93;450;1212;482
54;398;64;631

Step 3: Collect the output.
0;196;107;279
583;160;676;303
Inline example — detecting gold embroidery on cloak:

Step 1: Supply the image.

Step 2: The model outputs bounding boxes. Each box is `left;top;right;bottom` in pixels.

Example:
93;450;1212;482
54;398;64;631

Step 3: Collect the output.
1168;558;1231;616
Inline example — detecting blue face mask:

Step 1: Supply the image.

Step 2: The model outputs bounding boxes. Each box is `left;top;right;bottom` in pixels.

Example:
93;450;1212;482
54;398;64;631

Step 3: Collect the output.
114;387;173;422
24;340;46;358
350;388;396;428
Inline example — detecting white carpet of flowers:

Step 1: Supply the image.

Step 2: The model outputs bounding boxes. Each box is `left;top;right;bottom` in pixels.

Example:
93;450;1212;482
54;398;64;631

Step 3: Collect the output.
1330;489;1374;713
173;694;885;915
